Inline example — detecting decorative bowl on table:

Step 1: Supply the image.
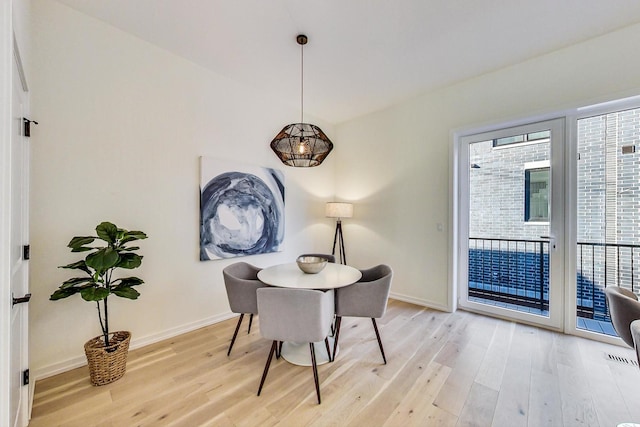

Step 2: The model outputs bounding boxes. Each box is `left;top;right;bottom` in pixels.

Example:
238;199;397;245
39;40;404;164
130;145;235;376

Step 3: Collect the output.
296;256;328;274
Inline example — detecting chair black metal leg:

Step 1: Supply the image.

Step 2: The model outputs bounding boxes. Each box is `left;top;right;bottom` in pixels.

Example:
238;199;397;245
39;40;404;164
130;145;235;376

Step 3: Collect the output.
330;314;337;337
248;313;254;334
371;318;387;364
257;341;277;396
324;337;332;362
227;313;244;356
331;316;342;362
276;341;281;359
310;343;321;404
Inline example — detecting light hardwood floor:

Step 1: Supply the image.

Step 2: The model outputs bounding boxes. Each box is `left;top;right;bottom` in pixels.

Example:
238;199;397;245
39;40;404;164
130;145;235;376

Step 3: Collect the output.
29;300;640;426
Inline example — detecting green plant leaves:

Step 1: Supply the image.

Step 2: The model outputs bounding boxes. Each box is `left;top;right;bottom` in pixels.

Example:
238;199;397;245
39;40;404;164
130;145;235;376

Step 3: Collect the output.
96;222;118;244
114;277;144;287
68;236;95;252
59;260;92;275
60;277;94;289
110;277;144;300
51;222;148;337
112;286;140;299
116;253;142;269
50;287;82;300
121;231;148;244
86;247;120;274
80;287;110;302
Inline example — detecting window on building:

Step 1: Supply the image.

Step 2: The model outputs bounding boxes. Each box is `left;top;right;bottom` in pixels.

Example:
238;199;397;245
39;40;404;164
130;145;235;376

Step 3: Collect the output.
494;130;550;148
525;167;549;222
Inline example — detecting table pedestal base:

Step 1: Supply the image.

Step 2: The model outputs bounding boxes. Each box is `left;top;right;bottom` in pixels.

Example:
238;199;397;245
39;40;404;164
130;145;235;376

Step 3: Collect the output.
281;337;338;366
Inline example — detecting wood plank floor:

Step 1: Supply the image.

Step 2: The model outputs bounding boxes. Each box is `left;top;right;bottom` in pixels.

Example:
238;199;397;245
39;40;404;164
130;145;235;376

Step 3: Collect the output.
29;300;640;426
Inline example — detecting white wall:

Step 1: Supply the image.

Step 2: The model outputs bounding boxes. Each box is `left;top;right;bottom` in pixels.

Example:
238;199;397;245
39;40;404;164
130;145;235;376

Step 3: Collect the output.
29;0;337;378
335;23;640;310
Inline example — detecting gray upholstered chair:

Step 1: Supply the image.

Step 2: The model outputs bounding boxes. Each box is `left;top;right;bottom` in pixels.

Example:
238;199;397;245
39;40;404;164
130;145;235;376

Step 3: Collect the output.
604;286;640;348
631;319;640;366
298;253;336;263
256;287;335;404
222;262;268;356
332;264;393;363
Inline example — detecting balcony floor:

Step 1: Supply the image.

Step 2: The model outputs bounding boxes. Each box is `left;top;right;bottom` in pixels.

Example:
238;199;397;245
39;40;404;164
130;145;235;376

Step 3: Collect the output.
468;295;618;337
468;296;549;316
577;317;617;336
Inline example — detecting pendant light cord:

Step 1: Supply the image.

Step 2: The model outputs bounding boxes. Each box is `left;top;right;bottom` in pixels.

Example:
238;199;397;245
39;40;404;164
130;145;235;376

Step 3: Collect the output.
300;40;304;124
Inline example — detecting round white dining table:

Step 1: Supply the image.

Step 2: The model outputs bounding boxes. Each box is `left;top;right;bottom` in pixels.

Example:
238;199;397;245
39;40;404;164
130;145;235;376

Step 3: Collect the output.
257;262;362;289
257;262;362;366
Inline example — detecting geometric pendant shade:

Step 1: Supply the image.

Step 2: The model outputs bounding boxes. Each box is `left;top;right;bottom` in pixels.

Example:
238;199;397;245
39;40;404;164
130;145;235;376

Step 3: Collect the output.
270;34;334;167
270;123;333;167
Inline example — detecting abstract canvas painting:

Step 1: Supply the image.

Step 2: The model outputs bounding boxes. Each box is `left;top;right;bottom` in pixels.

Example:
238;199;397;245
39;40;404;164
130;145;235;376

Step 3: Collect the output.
200;157;285;260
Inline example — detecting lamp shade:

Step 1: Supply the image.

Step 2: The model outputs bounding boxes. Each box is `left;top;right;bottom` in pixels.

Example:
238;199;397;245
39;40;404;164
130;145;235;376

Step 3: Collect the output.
325;202;353;219
270;123;333;167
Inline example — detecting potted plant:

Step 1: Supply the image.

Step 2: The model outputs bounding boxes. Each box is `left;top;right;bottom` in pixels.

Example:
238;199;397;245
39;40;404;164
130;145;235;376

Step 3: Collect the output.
50;221;148;385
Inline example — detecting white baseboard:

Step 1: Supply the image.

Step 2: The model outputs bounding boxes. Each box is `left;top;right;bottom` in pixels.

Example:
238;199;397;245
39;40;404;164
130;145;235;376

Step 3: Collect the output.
389;292;452;313
32;311;236;382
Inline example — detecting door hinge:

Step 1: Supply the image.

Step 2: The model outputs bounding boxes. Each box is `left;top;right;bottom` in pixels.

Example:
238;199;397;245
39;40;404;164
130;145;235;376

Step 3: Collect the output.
22;369;29;386
23;118;38;137
23;244;30;260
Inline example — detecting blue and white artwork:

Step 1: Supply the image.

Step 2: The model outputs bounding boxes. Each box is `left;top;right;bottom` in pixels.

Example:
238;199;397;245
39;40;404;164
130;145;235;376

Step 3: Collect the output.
200;157;285;260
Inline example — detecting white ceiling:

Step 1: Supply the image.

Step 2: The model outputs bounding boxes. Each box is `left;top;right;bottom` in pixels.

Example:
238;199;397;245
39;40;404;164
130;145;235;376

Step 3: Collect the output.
54;0;640;124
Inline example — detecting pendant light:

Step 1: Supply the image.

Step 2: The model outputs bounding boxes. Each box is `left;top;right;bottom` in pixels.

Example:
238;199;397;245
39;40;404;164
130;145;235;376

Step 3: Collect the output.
270;35;334;167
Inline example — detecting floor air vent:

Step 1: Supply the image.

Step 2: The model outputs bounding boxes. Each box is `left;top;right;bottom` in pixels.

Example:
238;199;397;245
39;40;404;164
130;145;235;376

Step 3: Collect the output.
605;352;639;367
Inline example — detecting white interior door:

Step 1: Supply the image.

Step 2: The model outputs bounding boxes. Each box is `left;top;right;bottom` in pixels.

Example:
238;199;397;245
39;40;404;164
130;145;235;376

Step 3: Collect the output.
9;42;30;427
457;118;565;330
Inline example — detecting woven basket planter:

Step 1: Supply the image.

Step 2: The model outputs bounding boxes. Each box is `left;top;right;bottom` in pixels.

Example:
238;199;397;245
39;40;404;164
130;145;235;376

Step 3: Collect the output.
84;331;131;386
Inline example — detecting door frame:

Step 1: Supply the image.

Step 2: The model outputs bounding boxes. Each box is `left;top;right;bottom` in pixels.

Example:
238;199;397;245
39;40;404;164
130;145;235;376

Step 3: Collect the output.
1;0;15;424
2;13;31;424
452;116;566;331
11;38;30;427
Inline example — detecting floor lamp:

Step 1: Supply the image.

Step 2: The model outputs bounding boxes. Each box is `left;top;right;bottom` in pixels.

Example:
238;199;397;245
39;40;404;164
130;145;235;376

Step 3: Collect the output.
326;202;353;265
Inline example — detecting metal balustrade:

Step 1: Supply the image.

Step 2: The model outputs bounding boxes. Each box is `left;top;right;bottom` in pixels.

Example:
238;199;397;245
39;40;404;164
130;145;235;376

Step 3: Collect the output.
468;238;640;325
577;242;640;321
468;237;549;314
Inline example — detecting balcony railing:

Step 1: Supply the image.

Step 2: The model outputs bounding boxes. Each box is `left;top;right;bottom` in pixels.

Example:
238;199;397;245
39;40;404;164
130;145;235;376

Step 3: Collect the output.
577;241;640;321
468;238;640;322
468;237;549;314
